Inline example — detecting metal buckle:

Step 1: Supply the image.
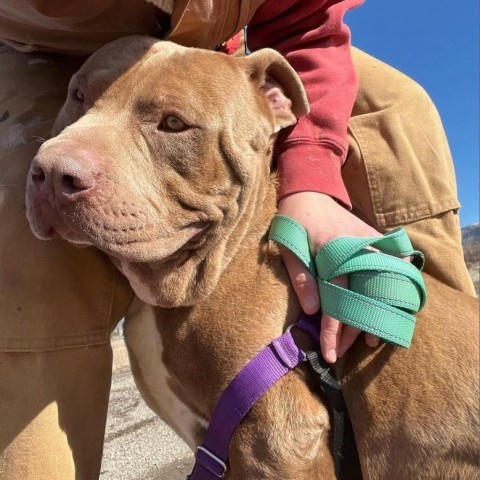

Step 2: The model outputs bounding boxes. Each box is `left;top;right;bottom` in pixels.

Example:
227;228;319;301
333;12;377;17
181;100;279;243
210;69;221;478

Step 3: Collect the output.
285;323;308;362
196;446;227;478
285;323;295;333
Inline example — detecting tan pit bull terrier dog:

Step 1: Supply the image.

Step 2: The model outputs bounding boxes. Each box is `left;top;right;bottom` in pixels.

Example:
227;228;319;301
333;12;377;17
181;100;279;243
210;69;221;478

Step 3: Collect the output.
26;36;479;479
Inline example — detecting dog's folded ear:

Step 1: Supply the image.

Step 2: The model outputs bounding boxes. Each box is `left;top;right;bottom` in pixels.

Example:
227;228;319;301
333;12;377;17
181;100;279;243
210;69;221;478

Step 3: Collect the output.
242;48;310;131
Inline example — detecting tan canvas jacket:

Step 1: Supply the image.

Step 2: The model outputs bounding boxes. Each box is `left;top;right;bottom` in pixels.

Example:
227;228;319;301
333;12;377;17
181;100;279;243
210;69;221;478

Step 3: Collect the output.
0;0;264;54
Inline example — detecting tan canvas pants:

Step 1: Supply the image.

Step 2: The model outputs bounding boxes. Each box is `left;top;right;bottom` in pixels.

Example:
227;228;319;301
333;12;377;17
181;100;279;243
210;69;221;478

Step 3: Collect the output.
0;47;135;480
0;45;475;479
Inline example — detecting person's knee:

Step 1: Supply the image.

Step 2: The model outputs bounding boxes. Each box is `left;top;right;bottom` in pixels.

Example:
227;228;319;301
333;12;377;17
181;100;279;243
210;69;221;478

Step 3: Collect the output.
392;71;439;120
352;48;438;119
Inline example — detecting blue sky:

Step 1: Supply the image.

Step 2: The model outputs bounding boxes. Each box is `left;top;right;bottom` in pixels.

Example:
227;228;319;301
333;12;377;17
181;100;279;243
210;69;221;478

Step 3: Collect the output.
346;0;479;227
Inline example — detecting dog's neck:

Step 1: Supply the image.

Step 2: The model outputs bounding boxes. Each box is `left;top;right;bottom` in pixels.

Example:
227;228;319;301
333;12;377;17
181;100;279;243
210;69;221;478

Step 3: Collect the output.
125;144;326;479
152;165;297;400
145;171;324;476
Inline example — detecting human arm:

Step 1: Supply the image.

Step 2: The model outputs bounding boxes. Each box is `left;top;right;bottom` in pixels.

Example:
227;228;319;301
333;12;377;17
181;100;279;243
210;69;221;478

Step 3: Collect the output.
248;0;380;362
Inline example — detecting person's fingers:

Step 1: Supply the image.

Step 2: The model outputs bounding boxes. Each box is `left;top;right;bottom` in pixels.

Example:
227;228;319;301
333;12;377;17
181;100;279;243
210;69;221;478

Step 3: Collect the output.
320;274;350;363
338;325;362;358
320;313;342;363
279;246;320;314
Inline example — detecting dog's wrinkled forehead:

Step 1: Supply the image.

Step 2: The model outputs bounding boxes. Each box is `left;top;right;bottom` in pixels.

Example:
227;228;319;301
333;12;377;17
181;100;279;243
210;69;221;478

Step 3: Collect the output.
63;36;161;116
136;47;251;116
73;38;253;122
64;37;308;136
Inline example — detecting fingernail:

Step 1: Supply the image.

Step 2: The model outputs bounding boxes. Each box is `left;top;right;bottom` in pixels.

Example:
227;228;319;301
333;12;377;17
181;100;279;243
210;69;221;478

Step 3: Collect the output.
371;337;380;347
338;345;347;358
304;296;318;312
326;348;337;363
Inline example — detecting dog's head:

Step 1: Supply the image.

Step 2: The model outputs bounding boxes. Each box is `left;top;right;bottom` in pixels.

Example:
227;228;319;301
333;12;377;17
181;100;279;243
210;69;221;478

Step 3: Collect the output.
26;36;308;307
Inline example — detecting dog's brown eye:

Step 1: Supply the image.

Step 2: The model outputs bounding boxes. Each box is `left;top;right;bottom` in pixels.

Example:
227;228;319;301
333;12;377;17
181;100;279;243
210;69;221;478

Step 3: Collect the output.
159;115;187;132
71;87;84;103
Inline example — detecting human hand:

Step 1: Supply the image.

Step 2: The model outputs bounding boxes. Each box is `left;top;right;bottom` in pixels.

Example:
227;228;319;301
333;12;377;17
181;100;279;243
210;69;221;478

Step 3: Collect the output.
278;191;382;363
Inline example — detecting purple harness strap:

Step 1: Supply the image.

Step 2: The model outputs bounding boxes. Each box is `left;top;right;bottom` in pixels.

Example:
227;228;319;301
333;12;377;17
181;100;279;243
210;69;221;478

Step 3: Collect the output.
188;314;318;479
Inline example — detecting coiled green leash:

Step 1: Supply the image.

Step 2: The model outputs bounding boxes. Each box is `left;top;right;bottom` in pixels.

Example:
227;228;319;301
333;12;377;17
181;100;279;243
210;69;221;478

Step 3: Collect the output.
269;214;427;348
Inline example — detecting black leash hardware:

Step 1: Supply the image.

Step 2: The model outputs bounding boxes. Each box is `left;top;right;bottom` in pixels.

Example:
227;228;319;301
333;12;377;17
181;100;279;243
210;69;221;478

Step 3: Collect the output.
306;350;363;480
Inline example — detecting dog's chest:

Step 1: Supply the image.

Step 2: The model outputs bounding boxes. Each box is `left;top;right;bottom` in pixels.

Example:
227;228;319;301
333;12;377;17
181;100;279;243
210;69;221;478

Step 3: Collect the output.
124;304;206;450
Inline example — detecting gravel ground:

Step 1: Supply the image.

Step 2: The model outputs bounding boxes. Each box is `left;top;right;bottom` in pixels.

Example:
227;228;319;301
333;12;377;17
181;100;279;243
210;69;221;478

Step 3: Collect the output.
101;368;194;480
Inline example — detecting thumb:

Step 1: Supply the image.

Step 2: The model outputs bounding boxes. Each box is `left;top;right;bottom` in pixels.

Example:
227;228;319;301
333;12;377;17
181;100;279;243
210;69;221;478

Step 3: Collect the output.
279;245;319;314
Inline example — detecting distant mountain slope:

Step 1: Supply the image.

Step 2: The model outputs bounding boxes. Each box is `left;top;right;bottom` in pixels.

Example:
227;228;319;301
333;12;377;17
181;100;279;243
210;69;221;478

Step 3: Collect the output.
462;222;479;295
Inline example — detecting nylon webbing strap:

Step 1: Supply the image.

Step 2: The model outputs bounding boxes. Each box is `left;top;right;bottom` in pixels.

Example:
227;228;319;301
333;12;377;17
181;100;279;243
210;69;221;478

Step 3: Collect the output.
306;350;362;480
269;215;427;348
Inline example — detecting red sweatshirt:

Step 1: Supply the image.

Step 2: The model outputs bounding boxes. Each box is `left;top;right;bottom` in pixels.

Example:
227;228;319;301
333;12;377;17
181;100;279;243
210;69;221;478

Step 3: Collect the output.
248;0;364;207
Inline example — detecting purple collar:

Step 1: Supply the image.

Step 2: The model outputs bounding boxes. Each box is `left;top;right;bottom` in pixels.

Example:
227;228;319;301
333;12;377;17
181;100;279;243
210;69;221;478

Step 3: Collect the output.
187;313;319;479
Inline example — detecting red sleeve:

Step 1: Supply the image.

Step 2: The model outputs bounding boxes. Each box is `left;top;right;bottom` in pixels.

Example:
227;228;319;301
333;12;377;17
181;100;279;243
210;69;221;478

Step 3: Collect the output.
248;0;363;208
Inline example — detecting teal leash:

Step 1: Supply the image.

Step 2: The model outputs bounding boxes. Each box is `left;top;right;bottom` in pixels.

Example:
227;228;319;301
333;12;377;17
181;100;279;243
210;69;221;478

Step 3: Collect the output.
269;214;427;348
